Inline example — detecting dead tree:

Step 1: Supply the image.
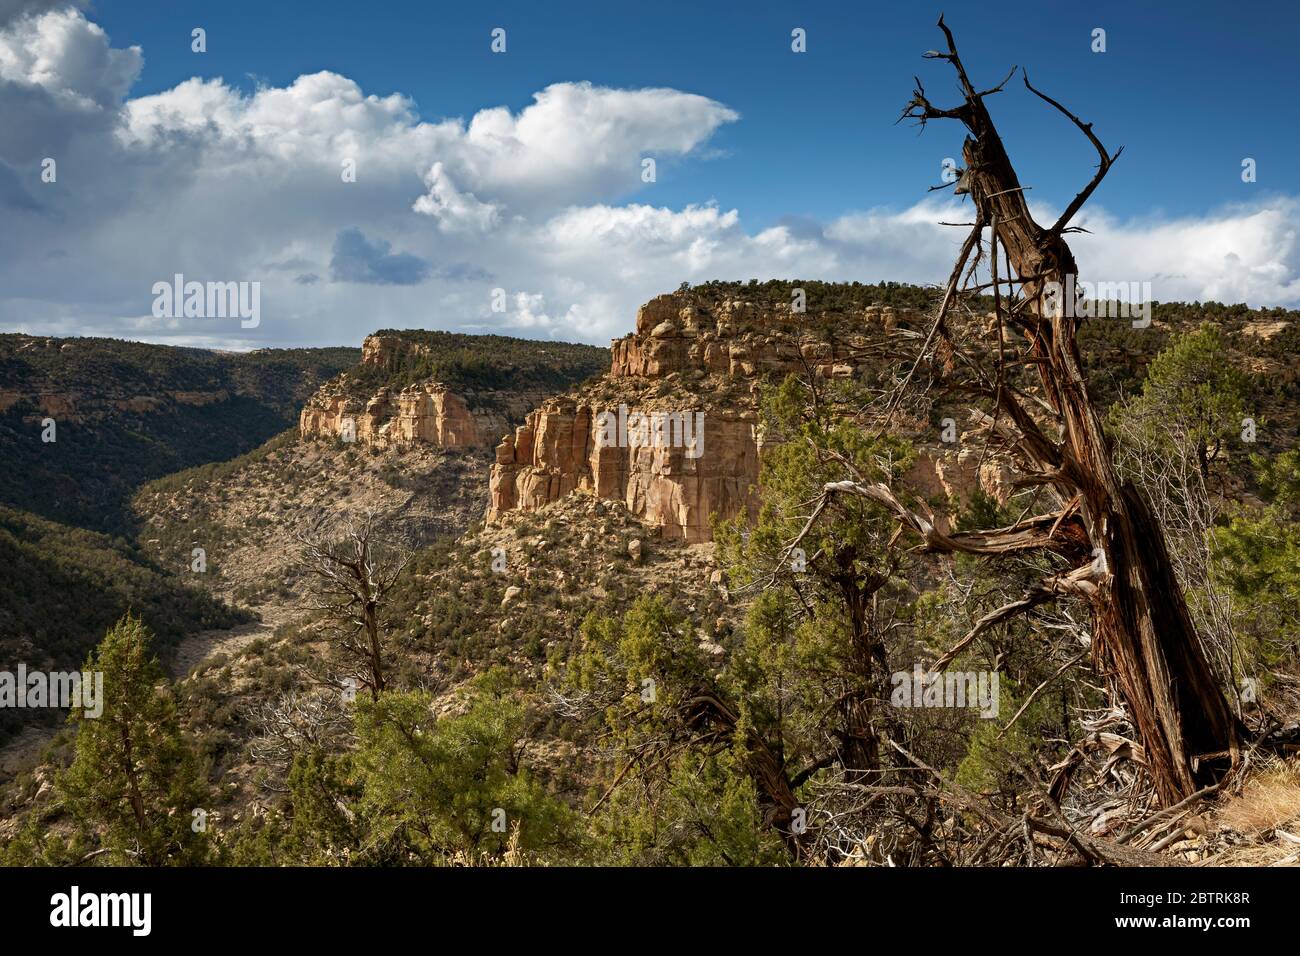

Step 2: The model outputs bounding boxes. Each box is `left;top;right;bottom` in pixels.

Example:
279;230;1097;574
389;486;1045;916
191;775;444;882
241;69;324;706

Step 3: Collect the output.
296;509;411;702
813;17;1241;806
249;691;355;780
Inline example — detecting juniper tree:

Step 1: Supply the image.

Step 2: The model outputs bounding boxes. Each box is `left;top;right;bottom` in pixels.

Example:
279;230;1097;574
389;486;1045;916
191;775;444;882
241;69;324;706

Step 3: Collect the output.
59;613;211;865
827;17;1247;805
562;369;920;862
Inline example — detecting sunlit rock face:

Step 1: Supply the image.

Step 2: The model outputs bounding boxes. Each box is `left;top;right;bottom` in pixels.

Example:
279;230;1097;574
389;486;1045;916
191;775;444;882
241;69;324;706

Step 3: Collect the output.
298;334;551;451
487;291;964;543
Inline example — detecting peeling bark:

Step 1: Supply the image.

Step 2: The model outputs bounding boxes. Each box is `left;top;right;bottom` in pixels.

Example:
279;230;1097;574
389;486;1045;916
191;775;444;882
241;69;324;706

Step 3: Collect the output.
893;17;1242;804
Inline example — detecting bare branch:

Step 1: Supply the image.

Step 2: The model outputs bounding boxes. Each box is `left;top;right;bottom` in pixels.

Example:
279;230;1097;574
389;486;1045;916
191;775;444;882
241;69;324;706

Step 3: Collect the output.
1022;70;1124;236
932;562;1103;672
820;479;1084;558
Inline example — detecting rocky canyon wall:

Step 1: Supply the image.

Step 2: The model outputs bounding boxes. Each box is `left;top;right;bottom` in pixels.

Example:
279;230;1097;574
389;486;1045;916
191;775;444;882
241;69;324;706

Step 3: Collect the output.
299;306;1019;543
298;334;549;451
486;292;1012;542
489;399;765;543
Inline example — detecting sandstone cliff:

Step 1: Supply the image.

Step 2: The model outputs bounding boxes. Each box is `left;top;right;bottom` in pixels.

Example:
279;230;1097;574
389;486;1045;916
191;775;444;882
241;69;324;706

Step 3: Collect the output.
298;332;605;451
490;398;765;543
299;381;502;449
489;291;1000;542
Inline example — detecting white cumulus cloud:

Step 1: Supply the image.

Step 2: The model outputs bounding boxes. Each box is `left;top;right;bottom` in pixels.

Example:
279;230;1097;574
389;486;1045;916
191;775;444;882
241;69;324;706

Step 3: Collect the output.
0;8;1297;353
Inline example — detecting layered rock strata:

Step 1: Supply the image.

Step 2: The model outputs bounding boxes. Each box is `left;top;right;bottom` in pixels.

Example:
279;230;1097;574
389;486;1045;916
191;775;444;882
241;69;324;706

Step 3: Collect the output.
298;334;548;450
489;292;951;542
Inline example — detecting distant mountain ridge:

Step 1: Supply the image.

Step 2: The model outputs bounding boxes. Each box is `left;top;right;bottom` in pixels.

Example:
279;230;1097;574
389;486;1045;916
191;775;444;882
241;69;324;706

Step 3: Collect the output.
0;334;358;534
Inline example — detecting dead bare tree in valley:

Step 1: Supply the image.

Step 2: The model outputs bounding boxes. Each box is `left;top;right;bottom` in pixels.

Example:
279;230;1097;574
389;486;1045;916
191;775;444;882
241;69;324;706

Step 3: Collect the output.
249;691;355;781
296;509;411;702
807;17;1243;806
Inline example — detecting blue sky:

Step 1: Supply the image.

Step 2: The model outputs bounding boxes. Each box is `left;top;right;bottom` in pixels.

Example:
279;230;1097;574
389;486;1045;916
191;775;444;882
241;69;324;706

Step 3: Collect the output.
91;0;1296;226
2;0;1297;348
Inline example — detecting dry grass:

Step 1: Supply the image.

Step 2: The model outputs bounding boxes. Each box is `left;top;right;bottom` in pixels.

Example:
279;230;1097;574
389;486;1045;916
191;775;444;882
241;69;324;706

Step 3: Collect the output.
1200;757;1300;866
1217;759;1300;833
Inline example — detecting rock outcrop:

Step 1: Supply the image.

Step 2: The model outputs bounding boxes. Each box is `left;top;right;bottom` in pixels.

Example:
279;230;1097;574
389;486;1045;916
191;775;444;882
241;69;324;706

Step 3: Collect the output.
298;334;554;450
488;292;944;542
904;442;1017;520
608;292;913;382
490;398;765;543
300;383;488;449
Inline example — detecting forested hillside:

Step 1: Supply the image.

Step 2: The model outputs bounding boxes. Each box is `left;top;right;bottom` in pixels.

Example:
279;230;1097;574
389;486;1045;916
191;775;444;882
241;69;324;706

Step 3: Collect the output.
0;336;357;534
0;503;250;749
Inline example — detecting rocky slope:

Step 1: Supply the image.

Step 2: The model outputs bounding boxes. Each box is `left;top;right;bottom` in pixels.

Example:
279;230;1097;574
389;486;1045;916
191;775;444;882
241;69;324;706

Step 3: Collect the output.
267;493;722;807
132;432;490;617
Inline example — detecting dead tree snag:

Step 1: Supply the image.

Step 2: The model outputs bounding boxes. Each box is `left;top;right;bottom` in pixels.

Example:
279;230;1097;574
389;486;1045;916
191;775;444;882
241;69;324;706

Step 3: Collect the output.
868;17;1242;805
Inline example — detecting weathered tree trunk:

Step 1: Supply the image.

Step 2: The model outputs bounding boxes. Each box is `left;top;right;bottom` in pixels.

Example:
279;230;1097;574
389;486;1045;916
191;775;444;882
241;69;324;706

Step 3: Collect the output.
903;19;1242;805
683;689;810;858
364;597;385;700
837;567;887;774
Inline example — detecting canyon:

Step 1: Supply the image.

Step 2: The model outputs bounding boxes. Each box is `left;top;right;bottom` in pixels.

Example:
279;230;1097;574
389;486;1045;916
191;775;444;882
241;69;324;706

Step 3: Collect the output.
294;294;1021;543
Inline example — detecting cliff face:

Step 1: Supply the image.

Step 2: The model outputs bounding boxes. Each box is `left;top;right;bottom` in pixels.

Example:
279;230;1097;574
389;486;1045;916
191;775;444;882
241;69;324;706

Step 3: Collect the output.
299;384;488;448
490;399;765;543
607;293;910;380
298;334;553;450
488;292;944;542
